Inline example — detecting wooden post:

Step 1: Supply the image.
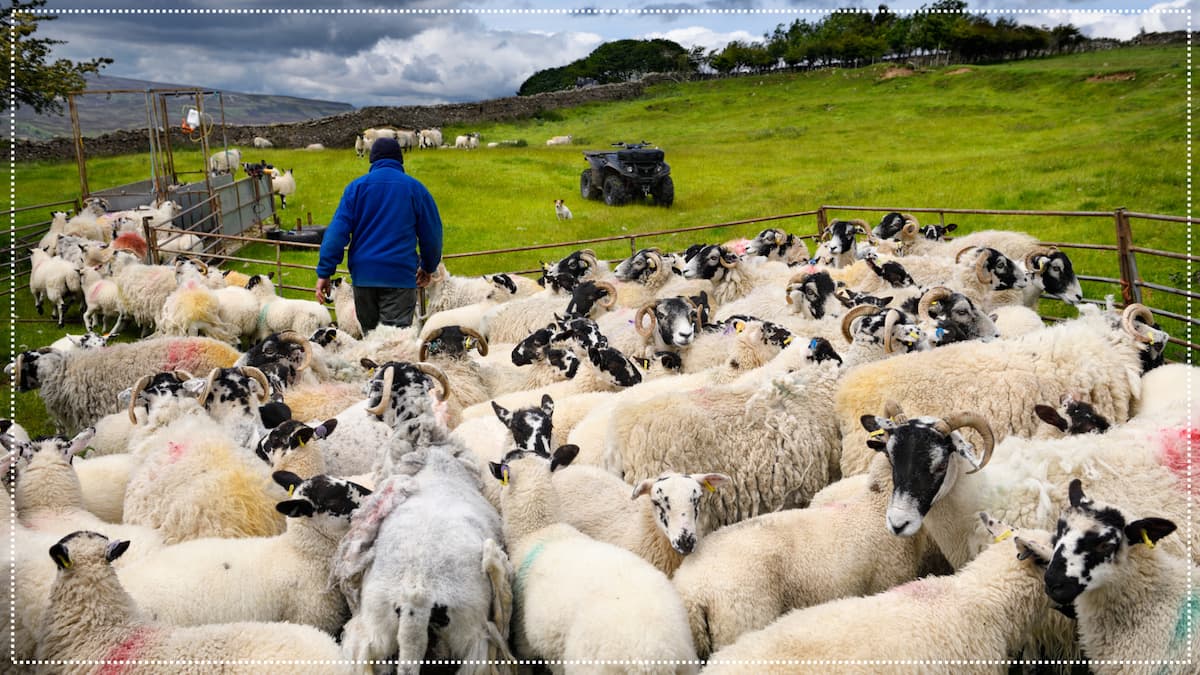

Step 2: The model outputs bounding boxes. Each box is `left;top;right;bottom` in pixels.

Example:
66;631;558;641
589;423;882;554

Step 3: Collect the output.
629;236;637;256
143;217;159;265
68;95;89;198
815;206;828;236
275;241;283;285
1113;208;1142;306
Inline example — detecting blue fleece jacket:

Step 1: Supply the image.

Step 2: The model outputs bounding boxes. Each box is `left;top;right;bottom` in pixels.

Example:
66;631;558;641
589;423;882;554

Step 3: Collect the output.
316;158;443;288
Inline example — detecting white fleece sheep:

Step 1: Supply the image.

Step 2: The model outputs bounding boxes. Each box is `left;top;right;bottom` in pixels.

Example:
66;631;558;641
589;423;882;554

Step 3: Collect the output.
419;128;443;149
35;531;351;673
322;277;363;338
271;168;297;209
110;253;179;335
79;263;126;334
703;517;1055;673
29;249;81;327
156;275;239;344
246;273;332;339
215;283;264;345
492;446;698;672
209;147;243;174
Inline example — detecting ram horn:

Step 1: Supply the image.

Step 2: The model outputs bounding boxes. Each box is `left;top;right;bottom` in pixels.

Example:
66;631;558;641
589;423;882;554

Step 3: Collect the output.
127;374;154;425
899;219;920;241
185;256;209;275
419;327;444;362
974;250;991;285
820;227;832;242
276;330;313;372
238;366;272;403
1121;303;1157;344
1024;246;1058;272
644;250;665;276
883;308;901;354
883;400;906;423
851;219;870;236
593;280;618;309
197;367;222;407
840;304;882;343
578;249;598;271
172;370;195;383
460;327;490;357
682;296;704;335
787;272;810;287
936;412;995;474
917;286;955;320
364;364;396;417
718;250;739;269
414;362;451;402
634;303;657;338
954;245;978;264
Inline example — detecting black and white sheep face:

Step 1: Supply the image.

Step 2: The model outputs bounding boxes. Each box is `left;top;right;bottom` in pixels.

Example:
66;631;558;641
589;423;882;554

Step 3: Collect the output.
255;419;337;464
245;274;274;293
747;228;798;259
273;471;372;521
243;333;308;388
485;273;519;299
824;221;863;256
633;473;730;555
682;245;738;281
862;416;983;537
1028;251;1083;304
204;369;266;415
131;371;203;411
364;362;443;425
586;345;643;388
423;326;479;360
49;530;128;572
614;249;661;282
927;294;1000;345
564;281;613;319
492;395;554;457
873;212;907;240
865;257;916;289
310;326;340;348
976;248;1029;291
653;299;698;349
543;250;596;289
787;271;838;320
806;337;843;366
1044;479;1176;606
10;348;57;392
1034;394;1111;435
921;223;957;240
511;325;555;366
551;316;607;355
546;348;581;379
5;428;95;484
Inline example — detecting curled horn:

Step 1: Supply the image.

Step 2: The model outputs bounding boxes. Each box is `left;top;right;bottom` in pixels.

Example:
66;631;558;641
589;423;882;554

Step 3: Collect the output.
785;273;808;305
197;367;222;407
644;250;665;275
936;412;995;474
974;250;991;285
459;327;489;357
718;249;738;269
578;249;598;271
593;280;618;309
841;304;882;343
682;296;704;335
883;400;906;423
1121;303;1156;344
364;365;396;417
820;226;832;242
127;374;154;425
898;216;920;241
172;370;195;383
917;286;955;320
185;256;208;275
634;303;657;338
851;219;870;235
276;331;313;372
883;308;901;354
414;362;451;402
238;366;272;403
1024;246;1058;272
954;246;978;264
419;327;444;362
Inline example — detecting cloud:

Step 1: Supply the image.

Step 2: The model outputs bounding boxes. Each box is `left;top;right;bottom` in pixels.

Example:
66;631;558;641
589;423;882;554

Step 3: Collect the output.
1011;1;1191;40
638;25;760;52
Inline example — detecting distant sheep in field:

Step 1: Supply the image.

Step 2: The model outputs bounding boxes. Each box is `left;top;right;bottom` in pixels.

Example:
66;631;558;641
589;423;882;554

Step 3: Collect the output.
270;168;296;209
455;132;481;149
208;148;242;175
419;128;443;149
305;144;324;151
252;136;273;148
546;135;573;146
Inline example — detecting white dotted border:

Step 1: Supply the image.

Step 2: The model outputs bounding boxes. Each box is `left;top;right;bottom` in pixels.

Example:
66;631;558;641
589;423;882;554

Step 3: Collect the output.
8;5;17;667
7;5;1195;668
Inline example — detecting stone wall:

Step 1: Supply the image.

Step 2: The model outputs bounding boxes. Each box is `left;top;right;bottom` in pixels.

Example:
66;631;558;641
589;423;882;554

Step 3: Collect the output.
14;80;652;162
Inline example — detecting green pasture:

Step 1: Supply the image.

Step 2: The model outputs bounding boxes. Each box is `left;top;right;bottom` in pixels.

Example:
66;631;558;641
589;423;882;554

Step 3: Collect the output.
4;45;1193;435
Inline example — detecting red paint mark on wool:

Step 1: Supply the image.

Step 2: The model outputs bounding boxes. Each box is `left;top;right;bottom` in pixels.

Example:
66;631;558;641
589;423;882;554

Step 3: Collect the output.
167;441;187;463
728;239;750;256
99;626;155;674
1159;426;1200;493
162;340;201;371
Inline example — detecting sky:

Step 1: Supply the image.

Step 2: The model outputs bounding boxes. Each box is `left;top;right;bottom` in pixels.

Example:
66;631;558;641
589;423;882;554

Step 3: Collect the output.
36;0;1195;109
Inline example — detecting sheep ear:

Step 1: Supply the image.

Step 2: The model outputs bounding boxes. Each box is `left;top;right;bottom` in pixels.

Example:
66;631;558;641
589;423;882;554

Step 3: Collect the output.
105;539;130;563
861;415;891;452
67;428;95;458
1034;405;1069;432
550;444;579;472
694;473;731;492
491;401;513;426
49;542;72;570
945;224;958;232
1013;534;1052;566
539;394;554;418
360;358;378;370
272;470;304;493
294;427;315;448
1126;517;1176;547
314;419;337;439
1068;478;1087;508
488;461;506;482
631;479;655;500
276;499;316;518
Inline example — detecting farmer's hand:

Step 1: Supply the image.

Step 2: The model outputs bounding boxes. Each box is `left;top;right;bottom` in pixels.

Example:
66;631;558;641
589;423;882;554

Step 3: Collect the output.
315;278;331;303
416;268;432;289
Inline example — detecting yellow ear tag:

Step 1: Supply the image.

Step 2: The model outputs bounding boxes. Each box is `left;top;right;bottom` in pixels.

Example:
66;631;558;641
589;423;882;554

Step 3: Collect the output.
1141;529;1155;549
501;466;510;486
367;368;376;377
464;338;473;350
56;555;72;569
930;301;939;307
783;336;793;345
907;331;919;340
702;480;716;493
993;529;1013;544
868;429;886;438
735;322;745;333
287;485;295;497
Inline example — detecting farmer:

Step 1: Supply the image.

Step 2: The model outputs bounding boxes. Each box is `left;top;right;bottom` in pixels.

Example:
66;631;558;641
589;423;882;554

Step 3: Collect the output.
315;137;442;330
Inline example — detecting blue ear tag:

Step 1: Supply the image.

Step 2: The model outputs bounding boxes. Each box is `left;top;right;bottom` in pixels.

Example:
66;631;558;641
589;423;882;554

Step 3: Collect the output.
809;338;819;349
935;327;945;339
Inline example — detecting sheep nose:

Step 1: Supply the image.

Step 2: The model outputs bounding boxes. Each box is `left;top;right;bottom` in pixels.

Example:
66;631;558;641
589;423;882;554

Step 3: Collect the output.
674;532;696;554
887;516;911;535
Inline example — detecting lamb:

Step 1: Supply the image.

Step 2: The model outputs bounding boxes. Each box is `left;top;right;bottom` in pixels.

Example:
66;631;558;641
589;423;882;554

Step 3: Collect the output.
252;136;273;148
10;336;240;434
79;262;126;334
835;302;1169;474
111;252;180;334
35;531;352;672
490;445;698;672
29;248;81;327
47;330;111;352
109;472;370;635
246;273;333;339
672;454;950;658
354;134;367;157
214;281;264;346
418;128;443;149
271;168;296;208
156;275;239;344
455;132;480;149
208;147;243;174
545;134;573;145
321;276;363;337
1044;480;1197;671
703;514;1055;673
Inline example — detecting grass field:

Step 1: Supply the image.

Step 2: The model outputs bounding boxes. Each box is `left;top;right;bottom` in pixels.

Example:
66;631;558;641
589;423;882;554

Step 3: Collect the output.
4;45;1192;435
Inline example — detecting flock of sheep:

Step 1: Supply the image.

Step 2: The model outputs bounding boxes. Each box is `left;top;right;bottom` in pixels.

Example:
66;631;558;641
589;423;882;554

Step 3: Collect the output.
4;206;1195;673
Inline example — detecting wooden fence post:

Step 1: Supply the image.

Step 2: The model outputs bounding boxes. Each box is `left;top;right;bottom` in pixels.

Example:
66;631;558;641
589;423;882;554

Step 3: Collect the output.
143;217;159;265
815;206;828;236
1113;208;1141;306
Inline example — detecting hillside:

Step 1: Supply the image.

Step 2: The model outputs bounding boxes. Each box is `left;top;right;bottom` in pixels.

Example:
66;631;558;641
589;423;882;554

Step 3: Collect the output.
13;73;354;140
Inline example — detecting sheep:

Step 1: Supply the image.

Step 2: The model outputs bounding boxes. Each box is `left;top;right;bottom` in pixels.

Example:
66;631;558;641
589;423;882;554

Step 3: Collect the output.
106;472;369;635
319;276;363;338
1044;480;1197;671
156;275;239;344
79;262;126;334
215;282;264;346
395;129;418;149
246;273;333;339
672;454;951;659
38;210;69;251
110;252;179;335
745;227;810;263
47;330;111;353
208;147;243;174
489;445;698;671
814;219;869;269
425;263;540;315
832;246;1030;311
331;363;512;671
419;127;443;149
29;248;81;328
305;143;325;151
991;303;1046;338
354;134;367;157
545;134;573;146
944;230;1084;305
703;515;1055;672
35;531;352;672
597;295;702;359
914;285;1000;346
252;136;273;148
271;168;297;208
682;243;774;304
153;229;202;264
9;337;240;434
1;418;31;443
455;132;480;149
835;302;1170;474
1033;392;1111;435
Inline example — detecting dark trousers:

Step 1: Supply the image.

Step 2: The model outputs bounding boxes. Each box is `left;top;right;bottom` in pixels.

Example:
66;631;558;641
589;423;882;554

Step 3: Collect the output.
353;286;417;332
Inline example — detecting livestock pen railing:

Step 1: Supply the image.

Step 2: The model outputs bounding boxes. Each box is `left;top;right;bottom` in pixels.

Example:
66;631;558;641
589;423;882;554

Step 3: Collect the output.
4;204;1194;363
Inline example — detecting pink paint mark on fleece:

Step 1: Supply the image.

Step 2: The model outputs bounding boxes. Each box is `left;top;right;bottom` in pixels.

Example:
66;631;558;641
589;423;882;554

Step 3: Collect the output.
1160;426;1200;494
820;501;849;511
894;578;942;601
167;441;187;463
728;239;750;256
162;339;201;371
99;625;156;674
